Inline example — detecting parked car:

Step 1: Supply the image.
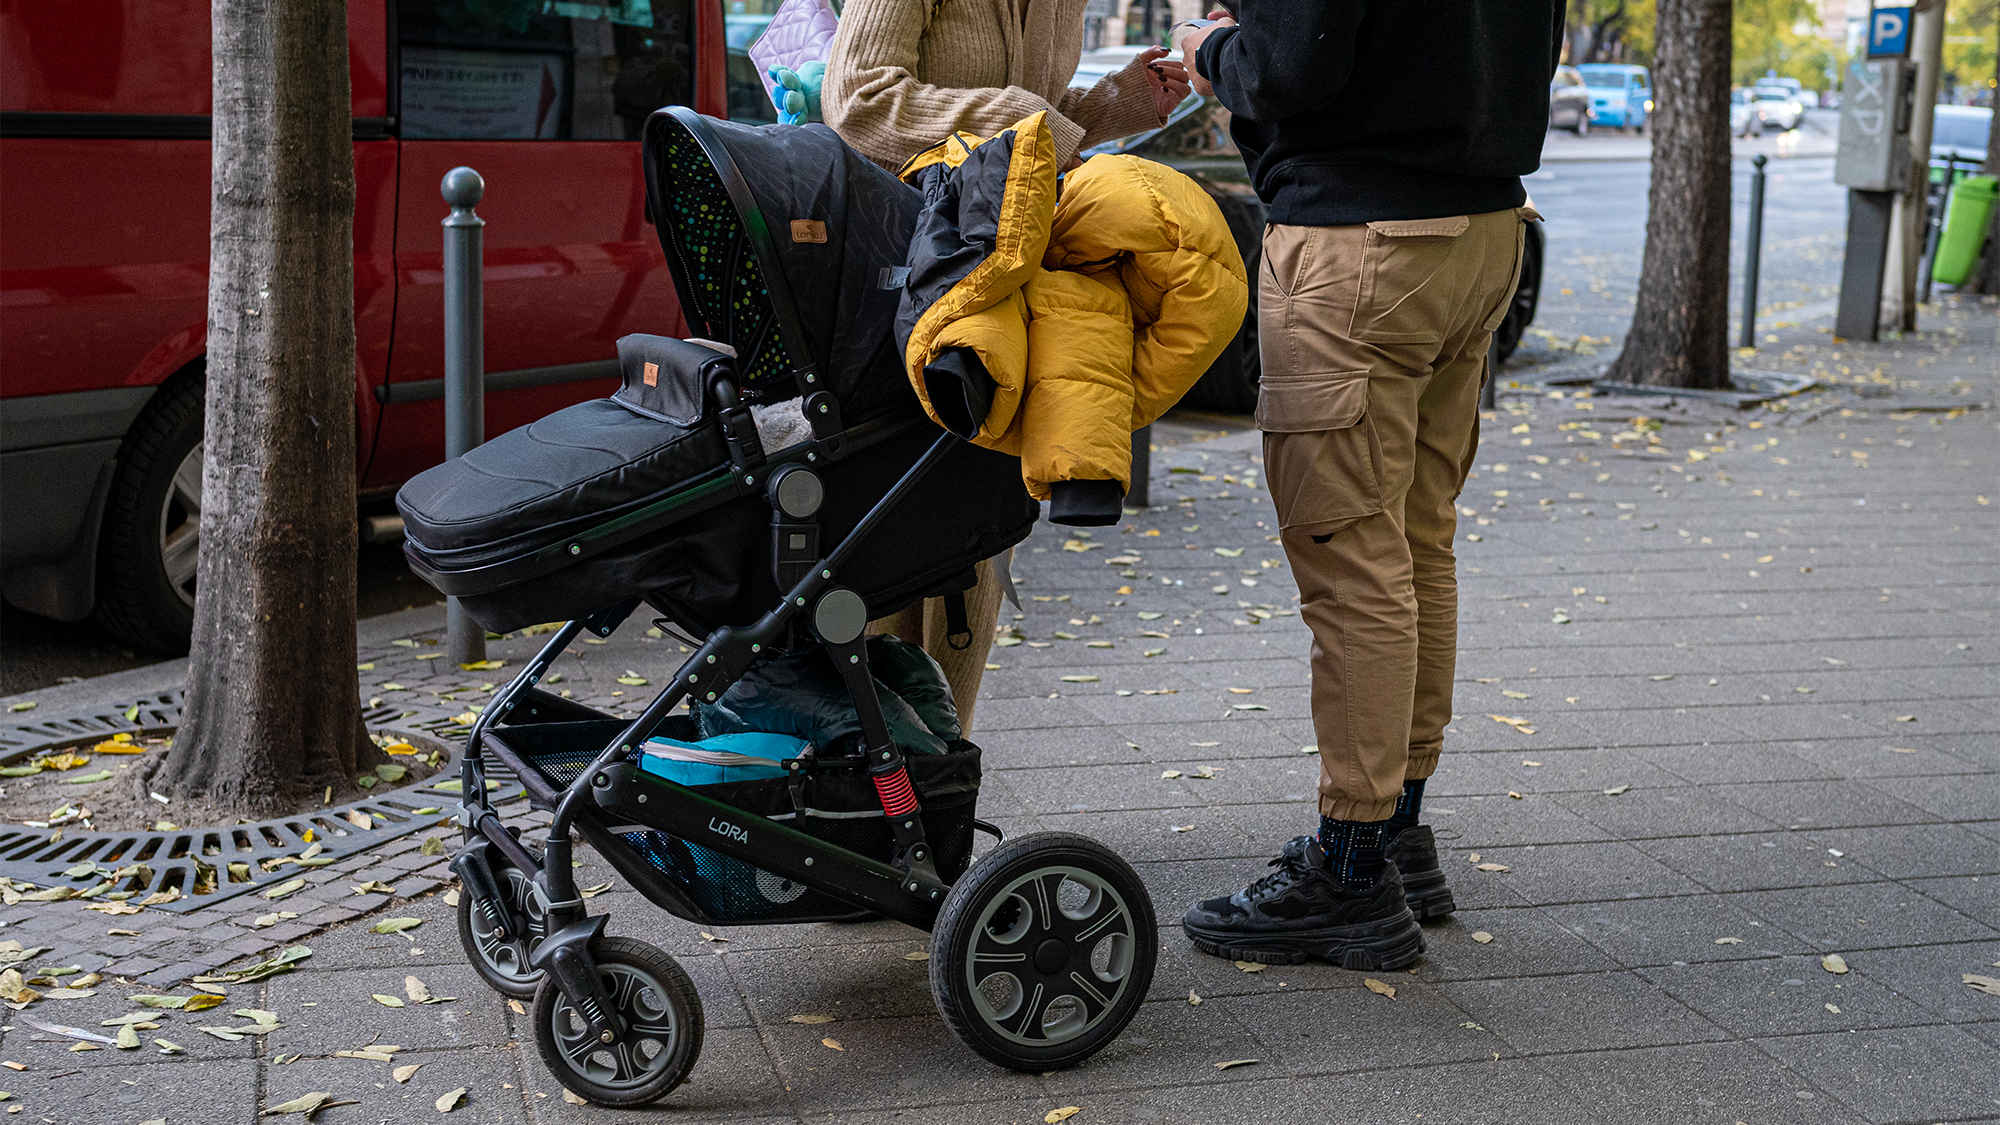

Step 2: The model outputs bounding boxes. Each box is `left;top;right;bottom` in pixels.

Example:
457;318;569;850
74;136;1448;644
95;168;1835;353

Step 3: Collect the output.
0;0;753;652
1072;50;1546;414
1576;64;1651;132
1730;88;1768;137
1752;86;1805;131
1549;66;1594;134
726;13;778;124
1930;105;1992;171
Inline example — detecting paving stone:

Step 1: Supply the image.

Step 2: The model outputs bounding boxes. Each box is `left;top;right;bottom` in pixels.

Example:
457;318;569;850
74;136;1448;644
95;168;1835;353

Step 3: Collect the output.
1844;939;2000;1025
1637;954;1930;1038
1532;1041;1867;1125
1542;894;1808;967
1232;981;1510;1074
1753;1024;2000;1124
262;962;512;1056
1727;882;2000;952
12;1056;259;1125
1439;969;1729;1055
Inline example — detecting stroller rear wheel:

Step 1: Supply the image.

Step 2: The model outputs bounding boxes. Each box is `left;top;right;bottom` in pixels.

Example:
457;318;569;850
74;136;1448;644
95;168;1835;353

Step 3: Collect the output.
930;832;1157;1071
531;937;704;1107
457;862;548;999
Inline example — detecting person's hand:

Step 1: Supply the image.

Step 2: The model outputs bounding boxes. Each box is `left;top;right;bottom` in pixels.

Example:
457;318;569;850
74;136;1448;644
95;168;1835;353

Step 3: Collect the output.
1172;11;1236;97
1136;45;1192;119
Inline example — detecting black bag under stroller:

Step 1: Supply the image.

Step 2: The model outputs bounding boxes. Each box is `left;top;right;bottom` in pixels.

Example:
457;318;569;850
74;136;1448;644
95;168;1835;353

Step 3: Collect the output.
396;108;1159;1106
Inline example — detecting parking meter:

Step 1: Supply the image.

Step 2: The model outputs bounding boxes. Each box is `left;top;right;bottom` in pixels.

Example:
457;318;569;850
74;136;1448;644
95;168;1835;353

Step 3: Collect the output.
1833;57;1917;191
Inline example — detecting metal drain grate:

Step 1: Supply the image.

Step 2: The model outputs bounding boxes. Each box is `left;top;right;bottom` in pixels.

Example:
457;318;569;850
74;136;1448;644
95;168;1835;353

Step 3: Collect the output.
0;692;523;913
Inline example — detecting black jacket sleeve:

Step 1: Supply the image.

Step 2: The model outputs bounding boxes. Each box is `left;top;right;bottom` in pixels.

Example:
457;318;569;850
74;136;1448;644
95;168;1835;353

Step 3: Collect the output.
1194;2;1369;124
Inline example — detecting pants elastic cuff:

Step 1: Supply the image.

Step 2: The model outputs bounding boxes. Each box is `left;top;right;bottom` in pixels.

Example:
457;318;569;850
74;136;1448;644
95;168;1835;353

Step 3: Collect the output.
1318;795;1398;823
1404;751;1441;782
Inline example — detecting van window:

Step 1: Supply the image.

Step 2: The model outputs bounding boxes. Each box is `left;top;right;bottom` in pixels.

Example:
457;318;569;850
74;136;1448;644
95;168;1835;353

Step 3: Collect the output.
724;6;779;124
398;0;695;140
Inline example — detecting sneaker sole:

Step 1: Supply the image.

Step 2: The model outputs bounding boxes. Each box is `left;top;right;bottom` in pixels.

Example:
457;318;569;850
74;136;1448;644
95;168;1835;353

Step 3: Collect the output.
1183;906;1426;970
1401;872;1456;921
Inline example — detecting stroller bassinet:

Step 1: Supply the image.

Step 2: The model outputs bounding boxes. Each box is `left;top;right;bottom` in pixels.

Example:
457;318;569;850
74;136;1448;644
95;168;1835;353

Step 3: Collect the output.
397;108;1037;634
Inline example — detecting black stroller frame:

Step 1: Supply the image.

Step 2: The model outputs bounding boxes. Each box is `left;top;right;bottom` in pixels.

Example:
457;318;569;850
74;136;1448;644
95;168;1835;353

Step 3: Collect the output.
417;107;1160;1104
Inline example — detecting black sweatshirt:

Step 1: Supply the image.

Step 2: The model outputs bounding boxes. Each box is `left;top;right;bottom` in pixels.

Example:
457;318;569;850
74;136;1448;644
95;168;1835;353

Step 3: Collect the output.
1194;1;1566;226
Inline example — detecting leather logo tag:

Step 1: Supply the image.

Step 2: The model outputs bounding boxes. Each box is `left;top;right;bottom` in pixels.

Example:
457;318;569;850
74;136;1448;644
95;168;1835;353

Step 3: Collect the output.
643;361;658;387
791;219;827;244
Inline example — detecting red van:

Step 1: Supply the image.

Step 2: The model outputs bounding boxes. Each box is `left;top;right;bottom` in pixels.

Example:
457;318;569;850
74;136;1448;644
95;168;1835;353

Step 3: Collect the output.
0;0;794;653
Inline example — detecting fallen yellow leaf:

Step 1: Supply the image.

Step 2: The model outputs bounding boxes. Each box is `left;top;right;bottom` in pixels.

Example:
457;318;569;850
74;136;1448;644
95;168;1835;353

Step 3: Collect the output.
1821;954;1849;975
821;1037;843;1050
436;1086;467;1113
1045;1109;1081;1124
1363;978;1397;998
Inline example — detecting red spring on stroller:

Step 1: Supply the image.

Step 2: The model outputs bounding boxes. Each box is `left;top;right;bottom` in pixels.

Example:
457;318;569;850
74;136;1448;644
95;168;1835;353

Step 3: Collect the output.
872;766;920;817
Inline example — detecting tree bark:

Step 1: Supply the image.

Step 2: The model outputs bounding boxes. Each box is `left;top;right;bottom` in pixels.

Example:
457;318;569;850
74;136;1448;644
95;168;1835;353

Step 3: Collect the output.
1964;50;2000;295
162;0;377;814
1605;0;1736;389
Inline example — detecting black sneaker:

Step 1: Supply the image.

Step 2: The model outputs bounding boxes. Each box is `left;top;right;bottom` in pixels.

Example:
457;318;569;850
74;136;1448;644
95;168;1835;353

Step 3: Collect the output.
1181;836;1425;969
1387;825;1456;920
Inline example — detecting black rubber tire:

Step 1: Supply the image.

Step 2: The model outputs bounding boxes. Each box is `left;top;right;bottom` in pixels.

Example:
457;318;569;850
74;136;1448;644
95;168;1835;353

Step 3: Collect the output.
457;862;549;999
1573;113;1589;137
930;831;1158;1072
1493;222;1545;363
93;373;204;654
1179;256;1261;415
531;936;704;1108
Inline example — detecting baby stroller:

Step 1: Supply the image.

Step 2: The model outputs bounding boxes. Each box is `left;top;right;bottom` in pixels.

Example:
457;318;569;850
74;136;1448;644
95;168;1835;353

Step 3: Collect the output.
396;107;1159;1106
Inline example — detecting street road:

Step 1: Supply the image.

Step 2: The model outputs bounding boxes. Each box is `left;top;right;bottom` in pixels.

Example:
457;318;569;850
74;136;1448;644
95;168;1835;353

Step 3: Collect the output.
0;135;1873;693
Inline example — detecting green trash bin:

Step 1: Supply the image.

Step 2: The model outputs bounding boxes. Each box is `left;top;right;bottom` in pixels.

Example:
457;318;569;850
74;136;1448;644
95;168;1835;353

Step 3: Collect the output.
1933;175;1997;288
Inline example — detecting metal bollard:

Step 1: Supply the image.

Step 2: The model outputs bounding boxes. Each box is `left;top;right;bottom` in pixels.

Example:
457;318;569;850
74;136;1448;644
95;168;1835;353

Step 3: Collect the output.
1126;425;1152;510
1738;154;1768;349
442;167;487;666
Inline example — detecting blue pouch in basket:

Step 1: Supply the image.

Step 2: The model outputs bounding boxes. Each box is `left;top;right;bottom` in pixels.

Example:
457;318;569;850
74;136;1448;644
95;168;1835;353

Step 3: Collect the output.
638;732;811;786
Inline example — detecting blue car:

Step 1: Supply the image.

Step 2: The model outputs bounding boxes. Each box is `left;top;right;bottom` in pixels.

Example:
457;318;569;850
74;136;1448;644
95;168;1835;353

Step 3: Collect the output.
1577;64;1653;132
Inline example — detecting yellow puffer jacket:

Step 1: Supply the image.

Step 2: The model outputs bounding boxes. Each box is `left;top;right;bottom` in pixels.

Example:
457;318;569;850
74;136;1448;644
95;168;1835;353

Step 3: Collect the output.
895;112;1248;525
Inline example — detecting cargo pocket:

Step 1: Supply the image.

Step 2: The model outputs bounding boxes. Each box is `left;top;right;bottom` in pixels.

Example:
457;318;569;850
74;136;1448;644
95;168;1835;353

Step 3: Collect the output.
1350;215;1470;346
1257;371;1383;531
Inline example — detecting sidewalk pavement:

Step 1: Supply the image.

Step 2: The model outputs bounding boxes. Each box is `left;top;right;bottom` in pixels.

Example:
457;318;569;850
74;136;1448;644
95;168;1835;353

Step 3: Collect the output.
2;295;1995;1125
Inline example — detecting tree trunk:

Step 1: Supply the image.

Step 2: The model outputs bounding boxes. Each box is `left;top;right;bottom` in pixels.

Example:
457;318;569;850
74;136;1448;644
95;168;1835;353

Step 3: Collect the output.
1605;0;1736;389
162;0;376;815
1964;50;2000;295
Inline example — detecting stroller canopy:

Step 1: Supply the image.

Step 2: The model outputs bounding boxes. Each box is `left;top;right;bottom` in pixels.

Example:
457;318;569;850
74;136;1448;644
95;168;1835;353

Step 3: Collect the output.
643;107;921;423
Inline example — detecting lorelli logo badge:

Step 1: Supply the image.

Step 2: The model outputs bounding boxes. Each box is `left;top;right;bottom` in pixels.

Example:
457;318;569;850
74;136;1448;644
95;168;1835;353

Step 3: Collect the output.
708;817;748;843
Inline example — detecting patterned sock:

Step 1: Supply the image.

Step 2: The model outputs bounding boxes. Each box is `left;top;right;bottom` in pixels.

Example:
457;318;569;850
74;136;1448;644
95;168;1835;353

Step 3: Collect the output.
1386;778;1426;838
1316;816;1388;890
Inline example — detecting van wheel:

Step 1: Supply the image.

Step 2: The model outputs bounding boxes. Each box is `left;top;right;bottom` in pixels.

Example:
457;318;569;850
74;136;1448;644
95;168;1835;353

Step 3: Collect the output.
94;375;203;655
1573;114;1590;137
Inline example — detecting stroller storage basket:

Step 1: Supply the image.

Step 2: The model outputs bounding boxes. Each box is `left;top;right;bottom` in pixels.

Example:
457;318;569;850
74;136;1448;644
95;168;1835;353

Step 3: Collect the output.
481;718;980;925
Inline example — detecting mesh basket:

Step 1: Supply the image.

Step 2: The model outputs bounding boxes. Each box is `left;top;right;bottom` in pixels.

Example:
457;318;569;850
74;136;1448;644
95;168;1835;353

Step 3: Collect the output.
482;717;980;925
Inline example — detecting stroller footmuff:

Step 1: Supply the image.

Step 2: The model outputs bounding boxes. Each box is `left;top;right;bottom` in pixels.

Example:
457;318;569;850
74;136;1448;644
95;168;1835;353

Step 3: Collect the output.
399;108;1158;1104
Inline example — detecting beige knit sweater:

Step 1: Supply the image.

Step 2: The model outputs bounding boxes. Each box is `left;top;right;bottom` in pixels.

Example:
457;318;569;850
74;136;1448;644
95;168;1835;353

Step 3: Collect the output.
823;0;1166;170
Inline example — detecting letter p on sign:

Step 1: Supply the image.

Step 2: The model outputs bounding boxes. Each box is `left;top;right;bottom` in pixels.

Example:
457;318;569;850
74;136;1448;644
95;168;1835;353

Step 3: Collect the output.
1869;6;1911;58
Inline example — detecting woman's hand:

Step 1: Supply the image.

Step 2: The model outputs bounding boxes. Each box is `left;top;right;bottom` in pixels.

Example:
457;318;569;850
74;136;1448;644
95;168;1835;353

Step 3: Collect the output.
1172;11;1236;97
1135;45;1192;120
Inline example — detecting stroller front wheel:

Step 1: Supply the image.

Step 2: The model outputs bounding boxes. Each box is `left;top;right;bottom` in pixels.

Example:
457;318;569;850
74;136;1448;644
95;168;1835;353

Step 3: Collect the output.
531;936;705;1107
457;862;549;999
929;832;1158;1072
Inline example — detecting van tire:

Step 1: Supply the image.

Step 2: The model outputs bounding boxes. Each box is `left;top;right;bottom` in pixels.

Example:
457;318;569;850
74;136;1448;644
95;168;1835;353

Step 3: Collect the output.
94;374;204;655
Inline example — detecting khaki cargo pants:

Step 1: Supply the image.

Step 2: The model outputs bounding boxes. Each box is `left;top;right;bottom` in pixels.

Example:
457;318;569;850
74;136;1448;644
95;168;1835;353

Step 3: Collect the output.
1258;208;1532;822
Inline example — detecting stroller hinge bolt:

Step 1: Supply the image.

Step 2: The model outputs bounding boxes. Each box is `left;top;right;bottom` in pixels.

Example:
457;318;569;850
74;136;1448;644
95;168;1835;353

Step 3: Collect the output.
804;857;813;865
568;544;581;555
752;643;761;652
706;655;717;664
821;569;831;578
849;655;860;664
600;1030;615;1044
637;794;647;802
818;404;829;413
706;692;717;700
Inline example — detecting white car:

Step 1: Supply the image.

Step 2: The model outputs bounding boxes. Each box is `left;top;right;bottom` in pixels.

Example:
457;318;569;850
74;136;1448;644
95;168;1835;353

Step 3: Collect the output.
1752;86;1804;131
1730;88;1766;137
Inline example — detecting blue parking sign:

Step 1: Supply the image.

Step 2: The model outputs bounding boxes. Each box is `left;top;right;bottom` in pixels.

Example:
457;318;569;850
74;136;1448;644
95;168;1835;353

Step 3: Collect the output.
1868;5;1911;58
